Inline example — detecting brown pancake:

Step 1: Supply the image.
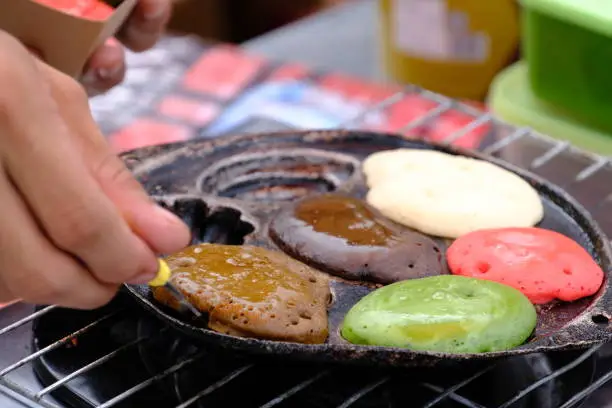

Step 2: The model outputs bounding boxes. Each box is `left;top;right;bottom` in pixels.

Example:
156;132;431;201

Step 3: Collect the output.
152;244;331;344
269;194;446;284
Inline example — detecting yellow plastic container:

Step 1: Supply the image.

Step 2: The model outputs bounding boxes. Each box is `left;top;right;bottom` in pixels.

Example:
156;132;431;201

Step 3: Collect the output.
379;0;520;100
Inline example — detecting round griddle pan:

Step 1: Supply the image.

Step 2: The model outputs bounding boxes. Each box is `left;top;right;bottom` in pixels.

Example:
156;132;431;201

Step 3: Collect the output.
122;130;612;368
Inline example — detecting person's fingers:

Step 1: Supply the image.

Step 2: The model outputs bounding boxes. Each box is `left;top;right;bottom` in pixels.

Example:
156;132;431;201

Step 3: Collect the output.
80;38;126;96
2;108;159;286
87;146;192;255
116;0;171;52
37;61;191;255
0;57;159;286
0;171;117;309
25;46;43;59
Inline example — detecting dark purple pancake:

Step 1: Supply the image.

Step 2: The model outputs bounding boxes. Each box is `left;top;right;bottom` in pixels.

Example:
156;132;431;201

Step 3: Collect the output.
269;194;447;284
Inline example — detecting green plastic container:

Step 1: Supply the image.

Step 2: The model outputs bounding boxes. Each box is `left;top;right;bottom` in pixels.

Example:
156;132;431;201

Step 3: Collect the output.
488;61;612;156
521;0;612;133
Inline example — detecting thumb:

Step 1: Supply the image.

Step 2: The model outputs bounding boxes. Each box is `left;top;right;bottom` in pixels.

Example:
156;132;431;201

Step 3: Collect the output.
36;61;191;254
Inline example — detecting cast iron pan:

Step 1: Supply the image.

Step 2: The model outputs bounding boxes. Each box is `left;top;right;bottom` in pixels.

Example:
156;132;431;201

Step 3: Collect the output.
121;130;612;367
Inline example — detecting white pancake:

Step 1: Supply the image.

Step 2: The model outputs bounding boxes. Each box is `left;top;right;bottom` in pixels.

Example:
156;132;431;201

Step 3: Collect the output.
362;149;454;187
363;149;544;238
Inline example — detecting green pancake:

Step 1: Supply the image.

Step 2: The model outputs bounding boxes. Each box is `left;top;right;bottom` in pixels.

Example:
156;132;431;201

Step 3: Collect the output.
341;275;537;354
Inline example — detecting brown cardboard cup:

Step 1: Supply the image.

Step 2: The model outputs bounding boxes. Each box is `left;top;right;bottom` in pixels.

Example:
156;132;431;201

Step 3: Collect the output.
0;0;137;78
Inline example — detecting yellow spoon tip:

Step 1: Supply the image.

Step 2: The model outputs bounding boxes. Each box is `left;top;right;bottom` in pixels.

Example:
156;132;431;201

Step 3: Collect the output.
148;259;171;287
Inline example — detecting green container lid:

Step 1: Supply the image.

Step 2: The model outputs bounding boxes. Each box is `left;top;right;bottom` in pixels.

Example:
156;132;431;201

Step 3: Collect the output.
520;0;612;37
487;61;612;155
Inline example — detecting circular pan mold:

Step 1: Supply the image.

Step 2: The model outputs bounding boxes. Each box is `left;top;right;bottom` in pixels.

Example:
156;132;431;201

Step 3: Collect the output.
197;148;360;202
122;129;612;368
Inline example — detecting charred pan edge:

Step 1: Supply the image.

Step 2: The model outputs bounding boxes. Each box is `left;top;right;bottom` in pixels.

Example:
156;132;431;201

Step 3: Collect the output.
121;130;612;368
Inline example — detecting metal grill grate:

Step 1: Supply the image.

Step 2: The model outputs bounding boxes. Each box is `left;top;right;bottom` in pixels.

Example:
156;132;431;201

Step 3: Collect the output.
1;86;611;408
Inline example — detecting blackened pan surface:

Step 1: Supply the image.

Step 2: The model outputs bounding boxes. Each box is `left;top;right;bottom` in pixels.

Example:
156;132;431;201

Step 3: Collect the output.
121;130;612;367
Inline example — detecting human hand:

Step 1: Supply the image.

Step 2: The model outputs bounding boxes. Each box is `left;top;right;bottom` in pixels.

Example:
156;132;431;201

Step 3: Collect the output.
0;31;190;309
81;0;172;95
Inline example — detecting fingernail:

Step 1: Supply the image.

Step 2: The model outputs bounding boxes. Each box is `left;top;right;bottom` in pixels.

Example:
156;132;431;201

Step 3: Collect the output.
97;64;123;81
105;37;120;47
81;70;97;86
85;88;104;98
127;271;157;285
26;46;43;59
142;1;167;20
127;257;159;285
79;70;111;96
126;204;191;255
152;205;192;250
154;205;186;227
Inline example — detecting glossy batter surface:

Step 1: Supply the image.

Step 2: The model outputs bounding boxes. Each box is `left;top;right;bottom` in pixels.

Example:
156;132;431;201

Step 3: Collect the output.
152;244;331;344
270;194;446;284
294;193;398;246
341;275;537;353
447;227;605;304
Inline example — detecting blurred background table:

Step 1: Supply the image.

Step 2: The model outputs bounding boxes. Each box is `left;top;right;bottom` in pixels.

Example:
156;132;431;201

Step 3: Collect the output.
244;0;382;80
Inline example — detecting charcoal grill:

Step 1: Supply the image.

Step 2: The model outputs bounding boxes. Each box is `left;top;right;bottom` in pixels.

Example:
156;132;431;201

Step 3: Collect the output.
0;86;611;408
